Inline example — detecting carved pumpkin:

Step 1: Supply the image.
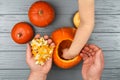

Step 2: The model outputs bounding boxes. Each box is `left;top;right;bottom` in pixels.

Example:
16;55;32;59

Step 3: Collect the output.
51;27;82;69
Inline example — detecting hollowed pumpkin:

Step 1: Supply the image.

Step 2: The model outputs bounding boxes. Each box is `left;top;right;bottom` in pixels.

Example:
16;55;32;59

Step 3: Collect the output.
51;27;82;69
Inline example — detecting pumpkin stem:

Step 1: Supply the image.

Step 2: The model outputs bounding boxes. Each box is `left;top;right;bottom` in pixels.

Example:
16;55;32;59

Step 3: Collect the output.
39;10;43;15
17;33;22;38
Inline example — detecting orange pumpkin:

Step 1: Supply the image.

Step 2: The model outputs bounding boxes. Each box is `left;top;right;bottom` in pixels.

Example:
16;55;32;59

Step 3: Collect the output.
51;27;82;69
28;1;55;27
11;22;34;44
73;11;80;28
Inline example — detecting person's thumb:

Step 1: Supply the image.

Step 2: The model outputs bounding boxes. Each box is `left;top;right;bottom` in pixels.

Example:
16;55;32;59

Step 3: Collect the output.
94;49;102;66
26;43;32;61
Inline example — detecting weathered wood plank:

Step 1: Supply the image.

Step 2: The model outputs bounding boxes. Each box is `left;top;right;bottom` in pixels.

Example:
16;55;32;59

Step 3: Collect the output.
0;0;120;15
0;70;83;80
0;50;119;69
0;15;120;33
0;0;119;80
0;33;120;51
0;69;119;80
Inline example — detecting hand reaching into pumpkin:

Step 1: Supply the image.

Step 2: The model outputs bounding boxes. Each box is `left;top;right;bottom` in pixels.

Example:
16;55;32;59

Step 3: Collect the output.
80;44;104;80
62;0;95;59
26;34;55;80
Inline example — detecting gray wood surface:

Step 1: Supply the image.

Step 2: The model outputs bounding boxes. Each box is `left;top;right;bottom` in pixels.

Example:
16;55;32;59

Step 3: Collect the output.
0;0;120;15
0;0;120;80
0;33;120;51
0;69;119;80
0;15;120;33
0;51;119;69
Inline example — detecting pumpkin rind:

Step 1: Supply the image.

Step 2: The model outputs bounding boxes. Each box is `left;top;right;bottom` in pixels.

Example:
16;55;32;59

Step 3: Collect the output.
11;22;34;44
28;1;55;27
51;27;82;69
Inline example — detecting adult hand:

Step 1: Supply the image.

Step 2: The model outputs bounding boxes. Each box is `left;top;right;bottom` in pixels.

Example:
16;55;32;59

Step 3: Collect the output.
26;34;55;80
80;44;104;80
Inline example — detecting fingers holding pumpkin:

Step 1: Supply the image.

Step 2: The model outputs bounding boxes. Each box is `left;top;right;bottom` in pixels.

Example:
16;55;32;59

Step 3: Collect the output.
47;39;52;44
44;34;49;40
34;34;49;40
43;35;55;47
44;35;51;42
48;39;55;48
34;34;41;39
34;34;55;48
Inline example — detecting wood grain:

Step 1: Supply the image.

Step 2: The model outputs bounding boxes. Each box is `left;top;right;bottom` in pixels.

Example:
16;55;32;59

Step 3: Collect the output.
0;33;120;50
0;0;120;80
0;15;120;33
0;0;120;15
0;50;119;69
0;69;119;80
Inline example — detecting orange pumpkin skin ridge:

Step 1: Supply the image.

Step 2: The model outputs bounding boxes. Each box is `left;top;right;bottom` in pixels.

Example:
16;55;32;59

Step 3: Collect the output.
28;1;55;27
51;27;76;44
51;27;82;69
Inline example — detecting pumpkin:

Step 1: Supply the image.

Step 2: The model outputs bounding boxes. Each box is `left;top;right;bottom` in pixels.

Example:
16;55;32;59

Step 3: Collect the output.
28;1;55;27
11;22;34;44
73;11;80;28
51;27;82;69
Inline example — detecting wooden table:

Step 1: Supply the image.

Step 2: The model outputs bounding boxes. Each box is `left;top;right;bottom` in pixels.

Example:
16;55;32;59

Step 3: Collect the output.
0;0;120;80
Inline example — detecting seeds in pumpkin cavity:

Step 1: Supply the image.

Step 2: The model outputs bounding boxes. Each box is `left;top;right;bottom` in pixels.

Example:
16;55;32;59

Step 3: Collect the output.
31;37;54;65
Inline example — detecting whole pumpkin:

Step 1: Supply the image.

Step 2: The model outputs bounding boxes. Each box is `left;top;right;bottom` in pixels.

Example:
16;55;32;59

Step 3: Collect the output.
51;27;82;69
28;1;55;27
11;22;34;44
73;11;80;28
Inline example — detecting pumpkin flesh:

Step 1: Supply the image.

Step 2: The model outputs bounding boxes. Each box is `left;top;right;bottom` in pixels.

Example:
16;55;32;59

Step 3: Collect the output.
31;37;54;65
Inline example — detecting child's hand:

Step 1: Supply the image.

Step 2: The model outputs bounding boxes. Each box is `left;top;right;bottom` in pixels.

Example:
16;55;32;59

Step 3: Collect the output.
62;48;75;59
26;34;55;80
62;48;78;60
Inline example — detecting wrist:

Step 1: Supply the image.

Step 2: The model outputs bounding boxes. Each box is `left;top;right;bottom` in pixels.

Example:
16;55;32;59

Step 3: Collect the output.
28;71;47;80
84;78;100;80
67;49;79;58
89;79;100;80
31;70;47;77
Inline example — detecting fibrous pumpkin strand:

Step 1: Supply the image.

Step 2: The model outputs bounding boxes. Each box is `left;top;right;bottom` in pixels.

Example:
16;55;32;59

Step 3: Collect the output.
31;37;54;65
